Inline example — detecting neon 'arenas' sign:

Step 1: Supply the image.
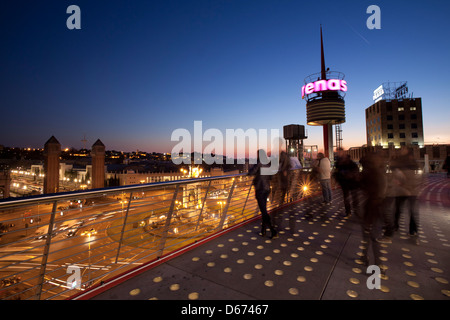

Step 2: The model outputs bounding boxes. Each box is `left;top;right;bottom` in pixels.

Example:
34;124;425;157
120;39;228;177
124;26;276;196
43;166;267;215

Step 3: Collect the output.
301;79;348;99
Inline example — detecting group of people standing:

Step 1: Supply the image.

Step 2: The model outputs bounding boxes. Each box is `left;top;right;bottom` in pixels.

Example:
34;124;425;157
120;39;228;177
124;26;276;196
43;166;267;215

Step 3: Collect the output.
249;148;423;267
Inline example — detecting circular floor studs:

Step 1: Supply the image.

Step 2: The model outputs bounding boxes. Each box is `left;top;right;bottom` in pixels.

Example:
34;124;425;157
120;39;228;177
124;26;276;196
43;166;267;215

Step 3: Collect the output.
431;268;443;273
405;270;416;277
435;277;449;284
410;294;424;300
153;276;163;283
243;274;252;280
188;292;199;300
304;266;313;271
192;257;200;262
380;285;390;293
297;276;306;283
129;288;140;296
289;288;299;295
275;270;284;276
264;280;274;287
170;284;180;291
407;281;420;288
346;290;358;298
254;264;263;270
349;278;360;285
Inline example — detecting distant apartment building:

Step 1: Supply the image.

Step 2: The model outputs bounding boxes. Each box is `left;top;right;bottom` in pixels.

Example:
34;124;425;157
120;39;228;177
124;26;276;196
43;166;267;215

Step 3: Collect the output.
366;82;424;148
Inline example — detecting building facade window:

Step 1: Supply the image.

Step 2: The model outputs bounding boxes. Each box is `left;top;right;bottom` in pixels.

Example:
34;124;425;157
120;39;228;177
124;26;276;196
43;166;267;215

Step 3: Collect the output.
399;133;406;138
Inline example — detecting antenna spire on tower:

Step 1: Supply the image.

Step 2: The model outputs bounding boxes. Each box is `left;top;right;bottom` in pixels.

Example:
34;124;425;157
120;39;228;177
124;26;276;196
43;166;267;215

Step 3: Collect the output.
320;25;327;80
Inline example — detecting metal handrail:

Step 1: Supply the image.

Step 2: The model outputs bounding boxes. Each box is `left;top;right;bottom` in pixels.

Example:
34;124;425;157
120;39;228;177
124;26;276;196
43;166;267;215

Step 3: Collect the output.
0;173;248;209
0;169;317;300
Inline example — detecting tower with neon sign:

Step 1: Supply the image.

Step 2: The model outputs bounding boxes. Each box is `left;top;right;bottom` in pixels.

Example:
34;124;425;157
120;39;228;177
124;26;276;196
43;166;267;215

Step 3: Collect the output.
302;26;347;160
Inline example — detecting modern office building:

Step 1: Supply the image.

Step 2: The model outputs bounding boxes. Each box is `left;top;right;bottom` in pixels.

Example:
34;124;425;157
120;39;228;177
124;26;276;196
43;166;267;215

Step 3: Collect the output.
366;82;424;148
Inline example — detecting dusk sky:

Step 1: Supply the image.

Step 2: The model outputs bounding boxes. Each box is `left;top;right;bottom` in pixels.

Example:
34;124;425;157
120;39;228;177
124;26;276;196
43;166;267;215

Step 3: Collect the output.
1;1;450;156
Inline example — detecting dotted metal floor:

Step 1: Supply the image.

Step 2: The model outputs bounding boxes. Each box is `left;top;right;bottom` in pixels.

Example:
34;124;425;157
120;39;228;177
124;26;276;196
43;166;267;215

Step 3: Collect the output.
88;174;450;300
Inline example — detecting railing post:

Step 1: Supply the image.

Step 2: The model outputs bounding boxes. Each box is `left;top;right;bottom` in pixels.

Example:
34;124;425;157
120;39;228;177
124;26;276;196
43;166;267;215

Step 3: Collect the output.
241;180;253;216
156;184;180;257
115;192;133;264
217;178;237;231
35;200;57;300
195;180;212;231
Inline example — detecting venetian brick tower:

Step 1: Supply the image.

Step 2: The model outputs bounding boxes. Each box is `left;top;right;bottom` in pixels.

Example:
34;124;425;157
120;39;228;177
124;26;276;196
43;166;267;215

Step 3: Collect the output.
44;136;61;194
91;139;105;189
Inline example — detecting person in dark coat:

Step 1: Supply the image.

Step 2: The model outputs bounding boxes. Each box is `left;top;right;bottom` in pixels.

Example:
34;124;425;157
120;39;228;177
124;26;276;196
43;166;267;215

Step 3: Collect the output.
359;151;387;267
444;154;450;178
248;149;278;239
277;151;291;205
334;150;360;216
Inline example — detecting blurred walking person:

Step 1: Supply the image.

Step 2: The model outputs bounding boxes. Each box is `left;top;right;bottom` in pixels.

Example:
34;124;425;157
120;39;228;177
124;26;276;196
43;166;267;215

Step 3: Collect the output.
444;154;450;178
334;150;360;216
314;152;332;205
249;149;278;239
395;148;422;244
359;151;387;267
277;151;291;205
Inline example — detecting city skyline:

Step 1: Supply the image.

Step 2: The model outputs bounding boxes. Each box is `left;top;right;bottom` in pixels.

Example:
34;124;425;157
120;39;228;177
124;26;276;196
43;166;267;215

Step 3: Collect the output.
1;1;450;157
